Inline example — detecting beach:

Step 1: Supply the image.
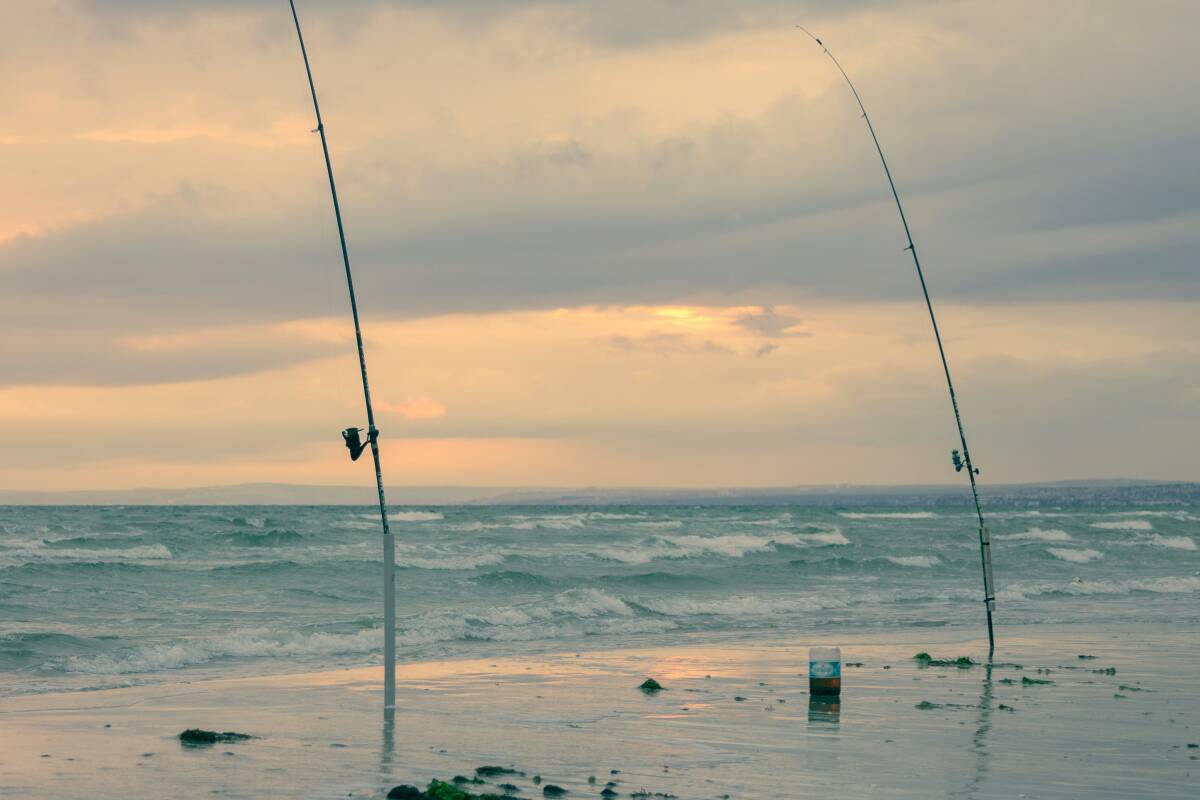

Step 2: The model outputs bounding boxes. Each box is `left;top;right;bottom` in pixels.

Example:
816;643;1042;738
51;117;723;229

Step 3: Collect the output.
3;622;1197;799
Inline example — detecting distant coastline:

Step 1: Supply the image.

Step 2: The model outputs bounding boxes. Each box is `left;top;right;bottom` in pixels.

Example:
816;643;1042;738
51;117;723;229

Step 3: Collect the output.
2;479;1197;506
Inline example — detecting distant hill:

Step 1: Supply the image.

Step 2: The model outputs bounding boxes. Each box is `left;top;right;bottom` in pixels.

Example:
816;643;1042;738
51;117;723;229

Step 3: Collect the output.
1;480;1197;507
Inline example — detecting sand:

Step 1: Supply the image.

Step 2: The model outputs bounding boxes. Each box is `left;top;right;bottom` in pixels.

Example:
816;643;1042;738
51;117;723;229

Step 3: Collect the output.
1;623;1197;799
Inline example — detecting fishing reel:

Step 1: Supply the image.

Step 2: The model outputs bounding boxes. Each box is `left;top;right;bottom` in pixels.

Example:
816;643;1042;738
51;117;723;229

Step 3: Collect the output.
951;449;979;476
341;426;377;462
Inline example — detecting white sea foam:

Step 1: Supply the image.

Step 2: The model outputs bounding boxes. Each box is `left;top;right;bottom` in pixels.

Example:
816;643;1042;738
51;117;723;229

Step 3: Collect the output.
447;521;489;532
509;514;588;530
593;532;815;564
0;541;173;569
1106;510;1190;519
1148;535;1197;551
547;588;634;618
391;511;445;522
886;555;941;568
630;520;685;529
638;593;851;618
1048;548;1103;563
997;528;1073;542
1091;520;1152;531
399;553;506;570
800;530;851;546
1000;575;1200;601
330;519;378;530
839;511;937;519
741;513;794;526
63;627;384;674
61;588;649;675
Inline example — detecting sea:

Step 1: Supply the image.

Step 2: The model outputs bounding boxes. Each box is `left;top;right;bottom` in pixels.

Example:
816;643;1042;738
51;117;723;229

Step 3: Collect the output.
2;502;1197;698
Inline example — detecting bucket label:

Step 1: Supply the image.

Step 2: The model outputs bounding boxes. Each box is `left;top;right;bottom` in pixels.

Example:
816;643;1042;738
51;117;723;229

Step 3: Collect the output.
809;660;841;679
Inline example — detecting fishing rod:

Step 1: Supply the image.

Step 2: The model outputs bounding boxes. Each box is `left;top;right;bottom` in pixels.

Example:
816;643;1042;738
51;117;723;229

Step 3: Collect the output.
287;0;398;706
796;26;997;655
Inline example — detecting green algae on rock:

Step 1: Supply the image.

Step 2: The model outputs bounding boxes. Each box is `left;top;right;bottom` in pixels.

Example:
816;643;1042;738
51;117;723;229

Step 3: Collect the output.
388;780;517;800
639;678;664;692
913;653;975;668
178;729;252;746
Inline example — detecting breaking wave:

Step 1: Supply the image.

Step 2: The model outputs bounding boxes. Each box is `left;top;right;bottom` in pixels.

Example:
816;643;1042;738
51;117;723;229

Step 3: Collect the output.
1148;535;1196;551
1091;520;1152;531
840;511;937;520
0;542;172;569
1047;548;1104;563
997;528;1072;542
391;511;444;522
886;555;941;568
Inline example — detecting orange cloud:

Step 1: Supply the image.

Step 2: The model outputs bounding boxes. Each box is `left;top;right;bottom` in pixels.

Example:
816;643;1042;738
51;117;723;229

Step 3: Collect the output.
377;397;448;420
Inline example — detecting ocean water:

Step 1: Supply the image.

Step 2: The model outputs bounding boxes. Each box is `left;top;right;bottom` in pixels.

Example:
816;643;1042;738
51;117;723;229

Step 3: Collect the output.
1;504;1197;698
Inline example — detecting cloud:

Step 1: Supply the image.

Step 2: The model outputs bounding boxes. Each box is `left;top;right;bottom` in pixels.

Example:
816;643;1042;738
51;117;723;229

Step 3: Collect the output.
377;397;447;420
3;302;1195;486
0;322;343;387
733;305;809;338
606;331;733;355
4;0;1199;341
2;1;1198;488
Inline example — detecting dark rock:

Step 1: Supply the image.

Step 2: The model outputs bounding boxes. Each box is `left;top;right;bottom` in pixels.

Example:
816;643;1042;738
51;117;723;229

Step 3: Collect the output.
476;767;525;778
601;789;619;798
178;729;252;746
498;783;521;795
453;776;485;786
542;786;567;797
639;678;664;693
915;700;943;710
387;786;424;799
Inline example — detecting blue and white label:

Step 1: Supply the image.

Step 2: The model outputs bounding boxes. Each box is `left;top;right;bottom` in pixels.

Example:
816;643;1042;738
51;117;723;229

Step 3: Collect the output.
809;660;841;679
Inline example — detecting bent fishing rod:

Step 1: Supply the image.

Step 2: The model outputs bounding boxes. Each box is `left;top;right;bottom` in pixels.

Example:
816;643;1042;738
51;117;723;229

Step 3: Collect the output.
287;0;398;706
797;27;997;655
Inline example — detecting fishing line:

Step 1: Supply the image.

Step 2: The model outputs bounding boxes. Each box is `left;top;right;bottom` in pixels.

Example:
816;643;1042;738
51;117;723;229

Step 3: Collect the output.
796;26;997;655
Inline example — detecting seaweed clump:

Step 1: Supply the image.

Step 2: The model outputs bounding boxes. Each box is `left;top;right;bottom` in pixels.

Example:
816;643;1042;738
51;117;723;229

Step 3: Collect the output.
388;780;513;800
913;652;975;668
178;729;252;747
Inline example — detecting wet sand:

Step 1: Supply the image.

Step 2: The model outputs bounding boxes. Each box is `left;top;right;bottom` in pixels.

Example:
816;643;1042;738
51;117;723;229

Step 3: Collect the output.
1;623;1196;799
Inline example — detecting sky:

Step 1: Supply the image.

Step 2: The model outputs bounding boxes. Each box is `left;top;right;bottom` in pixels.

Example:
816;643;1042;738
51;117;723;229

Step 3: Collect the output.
1;0;1197;490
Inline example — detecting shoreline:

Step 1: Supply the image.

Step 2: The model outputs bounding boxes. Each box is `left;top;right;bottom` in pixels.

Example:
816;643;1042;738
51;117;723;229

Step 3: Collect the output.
2;622;1197;799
